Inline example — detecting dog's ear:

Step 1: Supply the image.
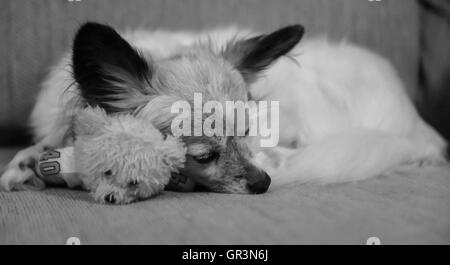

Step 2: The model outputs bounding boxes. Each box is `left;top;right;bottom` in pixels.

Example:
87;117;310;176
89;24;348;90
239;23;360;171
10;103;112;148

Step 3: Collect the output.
223;25;304;83
72;22;153;113
74;106;110;137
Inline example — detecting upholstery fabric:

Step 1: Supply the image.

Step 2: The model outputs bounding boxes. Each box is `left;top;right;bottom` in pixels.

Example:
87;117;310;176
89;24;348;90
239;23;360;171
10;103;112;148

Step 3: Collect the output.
0;0;419;125
1;147;449;244
418;0;450;140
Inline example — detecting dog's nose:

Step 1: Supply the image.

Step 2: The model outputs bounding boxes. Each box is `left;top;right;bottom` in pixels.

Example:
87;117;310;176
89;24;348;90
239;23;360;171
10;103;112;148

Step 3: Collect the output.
246;173;271;194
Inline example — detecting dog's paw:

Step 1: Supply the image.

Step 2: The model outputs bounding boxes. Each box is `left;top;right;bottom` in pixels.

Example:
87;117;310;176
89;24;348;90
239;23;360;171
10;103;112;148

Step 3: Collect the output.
0;146;42;191
0;167;35;191
8;146;41;169
411;155;448;168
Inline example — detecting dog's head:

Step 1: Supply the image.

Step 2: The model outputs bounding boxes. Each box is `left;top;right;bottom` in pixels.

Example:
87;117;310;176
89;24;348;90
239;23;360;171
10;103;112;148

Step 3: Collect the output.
72;22;304;194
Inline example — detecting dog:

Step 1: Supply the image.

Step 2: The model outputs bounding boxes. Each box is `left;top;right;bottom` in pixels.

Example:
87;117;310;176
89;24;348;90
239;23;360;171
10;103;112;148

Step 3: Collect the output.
0;22;447;200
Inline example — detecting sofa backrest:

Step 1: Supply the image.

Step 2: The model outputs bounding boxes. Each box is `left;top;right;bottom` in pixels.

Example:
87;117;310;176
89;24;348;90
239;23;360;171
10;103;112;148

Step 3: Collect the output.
0;0;419;126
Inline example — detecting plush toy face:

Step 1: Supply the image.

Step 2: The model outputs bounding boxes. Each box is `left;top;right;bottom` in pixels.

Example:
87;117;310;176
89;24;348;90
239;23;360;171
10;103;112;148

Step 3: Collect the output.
74;107;186;204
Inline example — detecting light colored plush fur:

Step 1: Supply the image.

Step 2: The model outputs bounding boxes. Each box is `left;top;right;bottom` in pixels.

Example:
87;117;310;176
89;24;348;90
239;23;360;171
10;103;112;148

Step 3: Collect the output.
74;107;186;204
0;26;447;193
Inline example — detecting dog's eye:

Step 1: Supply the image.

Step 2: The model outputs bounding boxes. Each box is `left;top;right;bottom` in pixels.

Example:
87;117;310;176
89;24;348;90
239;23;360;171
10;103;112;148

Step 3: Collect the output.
128;179;139;186
193;152;219;164
104;170;113;177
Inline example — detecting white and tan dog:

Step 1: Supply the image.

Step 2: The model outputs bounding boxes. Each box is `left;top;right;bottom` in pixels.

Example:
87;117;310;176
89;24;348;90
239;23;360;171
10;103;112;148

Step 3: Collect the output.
0;23;447;196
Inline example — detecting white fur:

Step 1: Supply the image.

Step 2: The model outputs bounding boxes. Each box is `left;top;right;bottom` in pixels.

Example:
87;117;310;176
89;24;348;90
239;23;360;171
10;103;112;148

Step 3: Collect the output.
1;27;447;191
249;37;447;186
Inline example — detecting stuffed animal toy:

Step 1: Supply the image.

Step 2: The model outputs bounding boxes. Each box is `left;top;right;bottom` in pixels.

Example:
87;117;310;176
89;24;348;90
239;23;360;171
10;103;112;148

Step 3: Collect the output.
35;106;194;204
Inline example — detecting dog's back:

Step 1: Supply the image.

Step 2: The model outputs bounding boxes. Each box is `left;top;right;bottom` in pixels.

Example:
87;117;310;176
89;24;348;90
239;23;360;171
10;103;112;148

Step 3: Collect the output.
250;38;447;185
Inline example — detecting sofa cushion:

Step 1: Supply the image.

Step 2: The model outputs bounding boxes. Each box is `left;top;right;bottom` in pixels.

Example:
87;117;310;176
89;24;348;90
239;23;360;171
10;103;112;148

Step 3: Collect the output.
0;0;419;125
1;147;450;244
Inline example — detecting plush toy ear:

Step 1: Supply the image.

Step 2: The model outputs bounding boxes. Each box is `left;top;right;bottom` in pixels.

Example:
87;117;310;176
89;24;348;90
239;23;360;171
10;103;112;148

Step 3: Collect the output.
74;106;110;137
222;25;304;83
157;135;187;172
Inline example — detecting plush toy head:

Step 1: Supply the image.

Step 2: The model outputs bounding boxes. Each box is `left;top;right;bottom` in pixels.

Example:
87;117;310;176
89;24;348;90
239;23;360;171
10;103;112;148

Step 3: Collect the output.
74;107;186;204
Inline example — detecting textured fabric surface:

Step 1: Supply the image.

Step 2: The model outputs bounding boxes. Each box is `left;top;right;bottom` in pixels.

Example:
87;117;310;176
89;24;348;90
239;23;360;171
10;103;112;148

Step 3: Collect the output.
1;148;450;244
418;0;450;141
0;0;420;125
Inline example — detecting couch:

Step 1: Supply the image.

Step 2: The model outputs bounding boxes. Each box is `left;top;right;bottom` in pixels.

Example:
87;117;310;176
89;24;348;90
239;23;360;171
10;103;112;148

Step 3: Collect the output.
0;0;449;244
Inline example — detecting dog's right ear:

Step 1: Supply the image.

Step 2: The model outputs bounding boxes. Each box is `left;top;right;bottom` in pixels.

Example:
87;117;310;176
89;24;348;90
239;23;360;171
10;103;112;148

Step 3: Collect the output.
72;22;153;113
223;25;304;83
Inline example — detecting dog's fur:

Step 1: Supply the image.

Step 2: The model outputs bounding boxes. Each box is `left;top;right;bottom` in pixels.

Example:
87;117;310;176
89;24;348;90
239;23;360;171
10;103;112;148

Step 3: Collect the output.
0;23;447;196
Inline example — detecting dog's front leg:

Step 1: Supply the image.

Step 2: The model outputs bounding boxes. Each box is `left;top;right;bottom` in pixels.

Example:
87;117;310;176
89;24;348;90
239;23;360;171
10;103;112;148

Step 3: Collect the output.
0;126;69;191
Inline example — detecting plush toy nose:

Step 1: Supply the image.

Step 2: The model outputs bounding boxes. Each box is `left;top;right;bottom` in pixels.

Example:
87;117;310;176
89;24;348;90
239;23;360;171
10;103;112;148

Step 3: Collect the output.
104;193;116;204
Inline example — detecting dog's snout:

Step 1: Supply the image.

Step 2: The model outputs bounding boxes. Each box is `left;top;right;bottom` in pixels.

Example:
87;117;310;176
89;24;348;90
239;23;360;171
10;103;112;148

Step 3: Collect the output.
104;193;116;204
246;172;271;194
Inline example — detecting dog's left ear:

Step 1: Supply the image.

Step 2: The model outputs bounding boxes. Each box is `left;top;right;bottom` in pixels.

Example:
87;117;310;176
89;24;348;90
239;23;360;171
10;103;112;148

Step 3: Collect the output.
223;25;304;83
72;22;153;113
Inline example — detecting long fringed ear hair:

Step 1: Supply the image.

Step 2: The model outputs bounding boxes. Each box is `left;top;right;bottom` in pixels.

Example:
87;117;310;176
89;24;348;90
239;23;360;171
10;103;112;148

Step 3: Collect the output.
222;25;304;83
72;22;155;113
